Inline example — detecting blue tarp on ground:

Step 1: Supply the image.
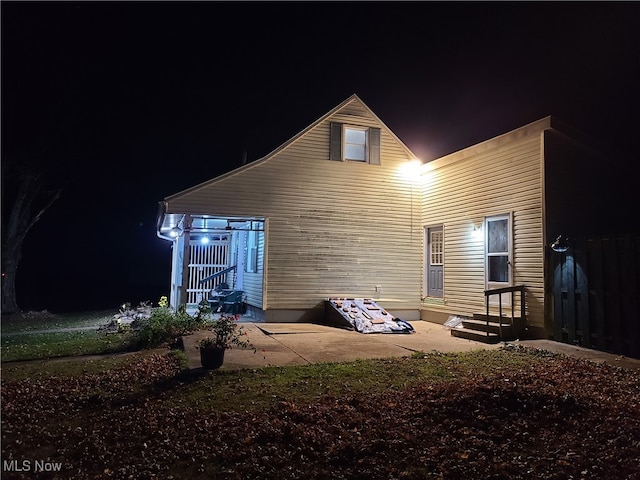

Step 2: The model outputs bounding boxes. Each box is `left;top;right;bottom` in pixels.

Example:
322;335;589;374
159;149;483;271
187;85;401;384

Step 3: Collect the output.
325;298;414;334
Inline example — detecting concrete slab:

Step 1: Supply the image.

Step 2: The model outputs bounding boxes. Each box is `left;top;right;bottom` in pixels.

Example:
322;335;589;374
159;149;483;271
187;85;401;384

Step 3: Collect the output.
182;325;308;370
514;339;640;370
256;324;339;335
182;321;640;372
182;321;500;371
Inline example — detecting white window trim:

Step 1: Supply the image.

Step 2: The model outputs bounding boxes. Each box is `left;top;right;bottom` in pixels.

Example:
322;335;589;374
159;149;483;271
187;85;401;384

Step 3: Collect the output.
484;213;513;306
245;230;258;273
343;125;369;162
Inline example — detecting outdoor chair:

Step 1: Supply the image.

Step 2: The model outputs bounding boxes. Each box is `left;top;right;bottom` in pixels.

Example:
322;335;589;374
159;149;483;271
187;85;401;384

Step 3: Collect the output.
207;282;229;312
220;290;245;315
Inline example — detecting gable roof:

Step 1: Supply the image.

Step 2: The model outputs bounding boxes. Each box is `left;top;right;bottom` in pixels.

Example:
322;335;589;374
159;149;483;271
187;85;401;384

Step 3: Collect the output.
423;115;605;173
163;94;418;203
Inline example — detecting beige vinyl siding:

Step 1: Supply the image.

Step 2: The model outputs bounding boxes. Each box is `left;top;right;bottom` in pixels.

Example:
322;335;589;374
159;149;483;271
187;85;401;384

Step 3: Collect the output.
242;231;264;308
421;134;546;330
167;100;422;313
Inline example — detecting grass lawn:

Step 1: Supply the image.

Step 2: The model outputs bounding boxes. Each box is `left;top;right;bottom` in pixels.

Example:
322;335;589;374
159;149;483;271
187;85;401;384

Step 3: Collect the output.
2;310;639;479
1;330;136;362
0;309;115;334
2;347;639;479
1;309;136;362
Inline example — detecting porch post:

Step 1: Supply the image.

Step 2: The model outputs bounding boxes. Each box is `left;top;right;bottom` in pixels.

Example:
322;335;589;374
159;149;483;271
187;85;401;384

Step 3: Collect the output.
179;215;192;309
235;230;247;290
170;235;183;310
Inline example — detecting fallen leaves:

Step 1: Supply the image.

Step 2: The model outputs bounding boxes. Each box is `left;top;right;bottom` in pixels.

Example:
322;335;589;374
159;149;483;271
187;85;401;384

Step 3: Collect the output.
2;348;640;479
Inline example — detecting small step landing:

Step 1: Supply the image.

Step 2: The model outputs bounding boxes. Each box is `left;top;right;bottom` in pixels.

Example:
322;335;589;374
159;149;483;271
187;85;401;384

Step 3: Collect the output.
450;313;523;344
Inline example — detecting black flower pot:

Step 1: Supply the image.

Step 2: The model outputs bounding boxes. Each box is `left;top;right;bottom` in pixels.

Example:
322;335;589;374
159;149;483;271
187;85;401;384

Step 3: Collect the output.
200;346;225;370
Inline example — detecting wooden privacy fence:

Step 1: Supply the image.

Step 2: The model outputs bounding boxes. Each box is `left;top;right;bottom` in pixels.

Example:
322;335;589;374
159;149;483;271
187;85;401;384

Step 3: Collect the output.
550;234;640;358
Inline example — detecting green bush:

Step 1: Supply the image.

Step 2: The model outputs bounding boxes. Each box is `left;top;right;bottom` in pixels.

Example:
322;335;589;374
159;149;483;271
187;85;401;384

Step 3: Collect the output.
135;300;212;349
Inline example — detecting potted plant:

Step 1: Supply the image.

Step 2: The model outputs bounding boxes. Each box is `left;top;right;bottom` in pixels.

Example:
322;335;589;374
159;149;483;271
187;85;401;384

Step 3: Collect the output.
198;314;255;370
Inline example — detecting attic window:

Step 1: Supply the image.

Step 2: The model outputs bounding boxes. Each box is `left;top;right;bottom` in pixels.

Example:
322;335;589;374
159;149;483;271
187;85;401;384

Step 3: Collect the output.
344;127;367;161
330;122;381;165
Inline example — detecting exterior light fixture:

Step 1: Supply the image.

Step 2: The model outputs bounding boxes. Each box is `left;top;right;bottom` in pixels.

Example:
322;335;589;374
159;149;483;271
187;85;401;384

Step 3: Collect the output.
200;237;210;245
472;223;483;240
399;159;422;181
550;235;569;253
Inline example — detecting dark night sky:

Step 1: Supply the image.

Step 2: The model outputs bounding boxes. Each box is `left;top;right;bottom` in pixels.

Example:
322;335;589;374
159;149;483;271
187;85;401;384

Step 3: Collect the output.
2;1;639;312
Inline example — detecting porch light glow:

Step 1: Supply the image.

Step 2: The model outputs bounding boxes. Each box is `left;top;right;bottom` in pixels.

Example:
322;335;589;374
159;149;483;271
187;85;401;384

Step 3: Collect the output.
200;237;210;245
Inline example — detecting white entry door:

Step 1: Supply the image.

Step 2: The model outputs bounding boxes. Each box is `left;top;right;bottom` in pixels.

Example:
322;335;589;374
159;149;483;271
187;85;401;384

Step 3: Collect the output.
485;214;512;306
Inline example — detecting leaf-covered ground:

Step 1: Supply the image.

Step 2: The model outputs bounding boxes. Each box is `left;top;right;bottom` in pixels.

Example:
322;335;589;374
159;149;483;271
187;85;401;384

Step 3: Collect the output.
2;347;640;480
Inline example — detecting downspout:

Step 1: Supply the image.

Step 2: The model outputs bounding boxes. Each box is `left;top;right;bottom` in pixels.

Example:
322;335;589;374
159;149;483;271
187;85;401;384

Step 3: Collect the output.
156;201;174;241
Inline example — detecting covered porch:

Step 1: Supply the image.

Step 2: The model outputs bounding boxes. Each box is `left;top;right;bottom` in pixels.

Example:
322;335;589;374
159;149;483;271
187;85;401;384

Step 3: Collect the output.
156;208;266;317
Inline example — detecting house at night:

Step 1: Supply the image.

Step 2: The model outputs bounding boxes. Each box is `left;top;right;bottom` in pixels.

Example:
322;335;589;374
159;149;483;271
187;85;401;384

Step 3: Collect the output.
156;94;638;354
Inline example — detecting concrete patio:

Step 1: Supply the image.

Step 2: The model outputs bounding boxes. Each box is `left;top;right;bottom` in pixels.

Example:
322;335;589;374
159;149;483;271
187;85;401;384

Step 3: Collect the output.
182;320;640;371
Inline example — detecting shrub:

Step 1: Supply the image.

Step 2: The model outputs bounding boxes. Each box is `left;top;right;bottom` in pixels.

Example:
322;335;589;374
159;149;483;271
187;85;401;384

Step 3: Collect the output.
135;299;213;349
199;313;255;351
